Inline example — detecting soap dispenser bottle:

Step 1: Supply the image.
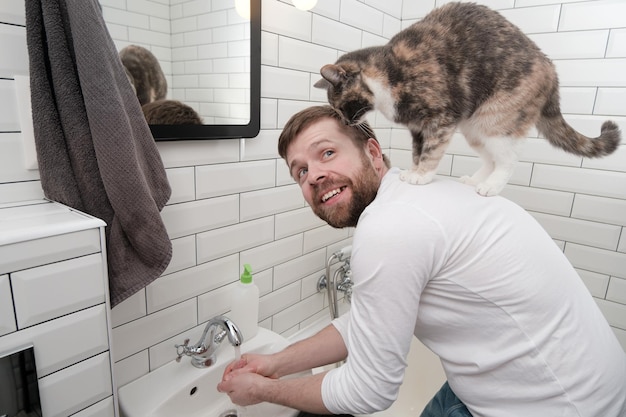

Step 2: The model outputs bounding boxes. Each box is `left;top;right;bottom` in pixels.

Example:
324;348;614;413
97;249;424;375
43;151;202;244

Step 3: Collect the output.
229;263;259;341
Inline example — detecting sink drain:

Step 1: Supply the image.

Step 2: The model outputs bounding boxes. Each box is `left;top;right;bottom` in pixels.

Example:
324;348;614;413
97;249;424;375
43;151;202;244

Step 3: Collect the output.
218;409;238;417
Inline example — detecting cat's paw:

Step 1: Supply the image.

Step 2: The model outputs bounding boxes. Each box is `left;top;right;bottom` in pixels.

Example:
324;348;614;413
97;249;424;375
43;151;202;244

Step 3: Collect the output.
475;181;504;197
400;170;434;185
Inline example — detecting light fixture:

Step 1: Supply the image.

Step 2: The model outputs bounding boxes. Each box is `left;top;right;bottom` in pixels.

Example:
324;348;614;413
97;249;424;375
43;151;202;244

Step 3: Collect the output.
292;0;317;11
235;0;251;19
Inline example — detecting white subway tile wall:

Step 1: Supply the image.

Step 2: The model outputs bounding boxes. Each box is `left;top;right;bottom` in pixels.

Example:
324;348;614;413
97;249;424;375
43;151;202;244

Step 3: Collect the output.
0;0;624;391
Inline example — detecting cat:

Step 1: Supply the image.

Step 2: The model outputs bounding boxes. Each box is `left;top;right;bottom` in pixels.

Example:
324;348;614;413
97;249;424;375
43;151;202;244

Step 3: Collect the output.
314;2;621;196
119;45;168;106
142;99;203;125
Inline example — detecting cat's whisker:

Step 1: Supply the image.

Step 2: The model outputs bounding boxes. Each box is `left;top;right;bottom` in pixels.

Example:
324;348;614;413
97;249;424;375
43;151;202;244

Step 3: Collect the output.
354;124;366;137
355;122;375;139
350;107;369;125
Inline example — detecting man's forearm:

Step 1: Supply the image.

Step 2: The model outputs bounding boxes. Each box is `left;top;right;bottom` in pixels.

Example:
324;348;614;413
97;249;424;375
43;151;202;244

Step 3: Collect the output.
274;324;348;377
261;371;330;414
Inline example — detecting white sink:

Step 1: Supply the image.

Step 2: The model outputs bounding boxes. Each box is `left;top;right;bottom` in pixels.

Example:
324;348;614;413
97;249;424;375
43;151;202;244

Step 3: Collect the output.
118;327;300;417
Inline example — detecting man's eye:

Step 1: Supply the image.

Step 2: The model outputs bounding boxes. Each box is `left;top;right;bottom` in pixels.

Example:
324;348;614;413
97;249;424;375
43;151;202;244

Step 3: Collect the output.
298;167;308;178
323;150;334;158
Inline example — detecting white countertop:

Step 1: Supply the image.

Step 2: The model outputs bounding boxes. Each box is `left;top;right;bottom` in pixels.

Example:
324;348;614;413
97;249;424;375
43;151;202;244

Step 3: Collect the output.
0;200;106;246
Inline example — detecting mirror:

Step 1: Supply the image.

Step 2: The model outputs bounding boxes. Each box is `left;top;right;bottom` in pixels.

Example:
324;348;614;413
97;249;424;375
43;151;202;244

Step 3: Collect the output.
101;0;261;140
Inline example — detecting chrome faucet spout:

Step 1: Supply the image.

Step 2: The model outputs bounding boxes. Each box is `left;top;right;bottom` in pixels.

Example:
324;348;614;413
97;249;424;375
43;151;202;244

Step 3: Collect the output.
200;315;243;347
175;315;244;368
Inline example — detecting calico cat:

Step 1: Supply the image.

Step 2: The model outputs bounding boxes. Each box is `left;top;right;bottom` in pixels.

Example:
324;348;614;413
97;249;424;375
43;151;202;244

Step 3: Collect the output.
119;45;168;106
314;2;621;196
142;99;203;125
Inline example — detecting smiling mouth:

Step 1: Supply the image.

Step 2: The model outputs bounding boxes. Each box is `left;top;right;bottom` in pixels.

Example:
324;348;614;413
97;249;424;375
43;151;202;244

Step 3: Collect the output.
321;186;346;203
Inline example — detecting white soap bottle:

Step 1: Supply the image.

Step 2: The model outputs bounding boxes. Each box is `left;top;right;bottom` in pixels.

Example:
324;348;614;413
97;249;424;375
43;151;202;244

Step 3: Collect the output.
229;263;259;342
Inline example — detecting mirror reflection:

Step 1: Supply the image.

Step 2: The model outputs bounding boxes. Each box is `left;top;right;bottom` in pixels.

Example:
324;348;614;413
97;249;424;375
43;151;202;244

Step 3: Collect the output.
100;0;260;139
119;45;205;125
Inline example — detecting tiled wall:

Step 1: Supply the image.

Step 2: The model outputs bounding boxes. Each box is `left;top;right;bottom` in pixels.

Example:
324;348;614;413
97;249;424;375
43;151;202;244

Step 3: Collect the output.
1;0;624;392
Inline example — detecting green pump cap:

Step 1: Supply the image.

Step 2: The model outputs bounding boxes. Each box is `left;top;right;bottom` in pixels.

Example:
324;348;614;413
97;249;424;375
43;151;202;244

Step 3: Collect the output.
240;264;253;284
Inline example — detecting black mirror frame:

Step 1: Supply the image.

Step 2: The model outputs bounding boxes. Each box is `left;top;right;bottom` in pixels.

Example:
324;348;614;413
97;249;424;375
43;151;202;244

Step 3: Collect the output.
150;0;261;141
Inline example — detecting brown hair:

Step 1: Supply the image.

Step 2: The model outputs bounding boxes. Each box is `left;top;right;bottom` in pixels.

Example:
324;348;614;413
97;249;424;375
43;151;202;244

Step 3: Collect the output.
278;105;390;167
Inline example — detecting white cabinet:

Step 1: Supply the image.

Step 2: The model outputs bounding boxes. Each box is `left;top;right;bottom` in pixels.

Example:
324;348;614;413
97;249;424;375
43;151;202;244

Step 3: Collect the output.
73;398;116;417
12;253;106;327
0;305;110;377
0;200;116;417
38;352;113;417
0;274;16;336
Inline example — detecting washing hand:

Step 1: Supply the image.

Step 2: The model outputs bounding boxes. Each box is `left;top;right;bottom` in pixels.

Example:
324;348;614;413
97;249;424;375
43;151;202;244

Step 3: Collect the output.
218;353;280;406
221;357;248;380
221;353;278;381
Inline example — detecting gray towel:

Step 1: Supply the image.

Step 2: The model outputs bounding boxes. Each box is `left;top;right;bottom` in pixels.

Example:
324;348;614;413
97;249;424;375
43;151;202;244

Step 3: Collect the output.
25;0;172;307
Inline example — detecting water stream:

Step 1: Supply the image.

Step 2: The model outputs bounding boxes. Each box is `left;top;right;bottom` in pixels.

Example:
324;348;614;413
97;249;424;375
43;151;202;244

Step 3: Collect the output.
233;345;249;417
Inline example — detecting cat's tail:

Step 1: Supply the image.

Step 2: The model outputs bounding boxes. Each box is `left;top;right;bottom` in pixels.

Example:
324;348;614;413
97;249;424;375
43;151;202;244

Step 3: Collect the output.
537;90;621;158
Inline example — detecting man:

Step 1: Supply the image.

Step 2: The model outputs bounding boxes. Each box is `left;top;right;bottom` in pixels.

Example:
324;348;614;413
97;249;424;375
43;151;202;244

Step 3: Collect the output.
218;105;626;417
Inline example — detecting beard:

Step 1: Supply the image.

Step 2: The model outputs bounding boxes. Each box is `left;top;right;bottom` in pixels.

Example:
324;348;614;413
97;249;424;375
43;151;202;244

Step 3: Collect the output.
312;156;380;228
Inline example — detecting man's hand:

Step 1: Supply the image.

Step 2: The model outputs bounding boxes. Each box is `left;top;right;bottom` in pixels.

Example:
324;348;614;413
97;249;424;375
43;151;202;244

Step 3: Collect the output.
218;369;271;406
216;324;346;413
218;353;279;406
221;353;279;382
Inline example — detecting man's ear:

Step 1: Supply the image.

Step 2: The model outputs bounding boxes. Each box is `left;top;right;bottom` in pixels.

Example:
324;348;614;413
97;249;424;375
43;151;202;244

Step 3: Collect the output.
365;138;383;162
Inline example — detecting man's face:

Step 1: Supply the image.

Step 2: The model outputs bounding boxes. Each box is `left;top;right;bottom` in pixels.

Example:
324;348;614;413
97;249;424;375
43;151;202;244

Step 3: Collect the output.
286;118;382;228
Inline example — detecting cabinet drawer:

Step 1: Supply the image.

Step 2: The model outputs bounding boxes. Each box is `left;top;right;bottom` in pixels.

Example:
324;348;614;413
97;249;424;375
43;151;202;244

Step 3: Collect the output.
39;352;113;417
0;228;101;274
0;305;109;378
0;274;16;336
72;397;115;417
12;253;105;328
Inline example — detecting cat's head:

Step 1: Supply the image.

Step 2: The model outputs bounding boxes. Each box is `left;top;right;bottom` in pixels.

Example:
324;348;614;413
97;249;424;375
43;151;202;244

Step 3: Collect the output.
314;62;375;126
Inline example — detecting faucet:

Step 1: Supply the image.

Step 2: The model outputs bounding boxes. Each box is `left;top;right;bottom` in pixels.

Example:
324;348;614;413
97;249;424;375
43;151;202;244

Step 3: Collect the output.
175;315;243;368
317;255;353;319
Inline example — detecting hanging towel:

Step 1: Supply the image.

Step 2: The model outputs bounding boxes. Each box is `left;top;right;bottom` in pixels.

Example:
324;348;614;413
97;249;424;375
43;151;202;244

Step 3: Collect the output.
25;0;172;307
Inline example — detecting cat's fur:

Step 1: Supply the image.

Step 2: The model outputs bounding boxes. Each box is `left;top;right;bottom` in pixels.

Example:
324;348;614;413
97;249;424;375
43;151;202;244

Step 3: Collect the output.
119;45;167;106
314;2;621;196
142;100;203;125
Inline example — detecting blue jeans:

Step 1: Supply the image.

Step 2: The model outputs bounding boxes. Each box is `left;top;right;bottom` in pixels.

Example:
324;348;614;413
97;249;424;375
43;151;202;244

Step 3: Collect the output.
420;382;473;417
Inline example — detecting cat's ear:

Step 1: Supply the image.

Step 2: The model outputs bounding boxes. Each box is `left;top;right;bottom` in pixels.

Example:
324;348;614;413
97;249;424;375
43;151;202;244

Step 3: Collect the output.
318;64;347;88
313;78;331;90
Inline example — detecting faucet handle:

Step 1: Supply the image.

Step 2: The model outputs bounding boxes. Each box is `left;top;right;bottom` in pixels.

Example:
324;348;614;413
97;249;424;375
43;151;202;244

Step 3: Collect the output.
338;270;353;304
175;338;190;362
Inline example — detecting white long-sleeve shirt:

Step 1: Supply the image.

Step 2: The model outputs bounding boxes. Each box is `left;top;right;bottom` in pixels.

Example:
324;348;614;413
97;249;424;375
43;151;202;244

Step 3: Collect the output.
321;168;626;417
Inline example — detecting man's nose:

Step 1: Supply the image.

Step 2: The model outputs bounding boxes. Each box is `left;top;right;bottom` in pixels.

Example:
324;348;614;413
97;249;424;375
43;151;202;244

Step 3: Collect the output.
307;162;326;184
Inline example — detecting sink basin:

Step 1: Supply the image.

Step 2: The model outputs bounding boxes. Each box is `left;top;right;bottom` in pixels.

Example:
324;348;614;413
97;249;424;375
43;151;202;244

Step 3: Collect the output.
118;327;300;417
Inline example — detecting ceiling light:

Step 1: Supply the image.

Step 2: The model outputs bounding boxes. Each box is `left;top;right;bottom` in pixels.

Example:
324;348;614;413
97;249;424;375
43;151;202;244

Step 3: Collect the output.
292;0;317;11
235;0;250;19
